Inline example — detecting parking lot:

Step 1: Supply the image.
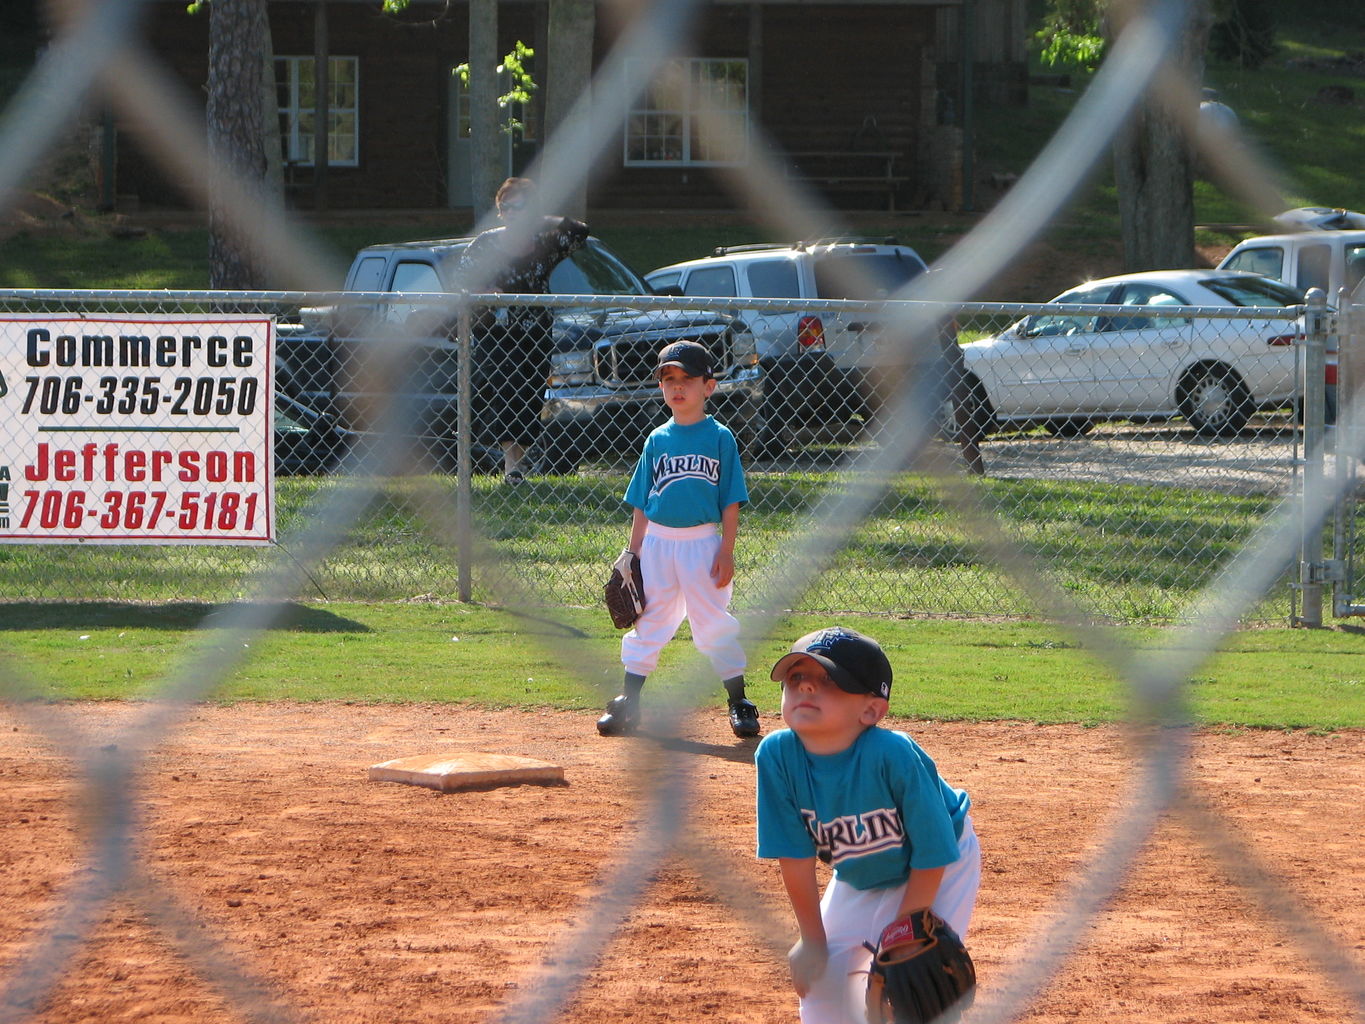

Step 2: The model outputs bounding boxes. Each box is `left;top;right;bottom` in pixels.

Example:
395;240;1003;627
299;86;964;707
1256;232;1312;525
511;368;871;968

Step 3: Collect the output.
744;413;1311;497
973;417;1307;496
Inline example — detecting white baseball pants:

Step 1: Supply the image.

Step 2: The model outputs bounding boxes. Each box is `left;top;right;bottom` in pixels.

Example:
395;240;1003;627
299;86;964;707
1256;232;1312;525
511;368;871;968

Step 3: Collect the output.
620;523;746;681
799;815;981;1024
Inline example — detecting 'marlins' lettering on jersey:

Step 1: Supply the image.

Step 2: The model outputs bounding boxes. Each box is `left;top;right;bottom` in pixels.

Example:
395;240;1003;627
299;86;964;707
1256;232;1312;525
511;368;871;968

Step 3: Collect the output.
802;807;905;865
649;452;720;498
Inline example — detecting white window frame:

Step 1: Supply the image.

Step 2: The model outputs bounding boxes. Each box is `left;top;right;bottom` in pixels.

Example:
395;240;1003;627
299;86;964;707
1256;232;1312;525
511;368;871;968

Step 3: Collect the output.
276;55;360;167
623;58;749;167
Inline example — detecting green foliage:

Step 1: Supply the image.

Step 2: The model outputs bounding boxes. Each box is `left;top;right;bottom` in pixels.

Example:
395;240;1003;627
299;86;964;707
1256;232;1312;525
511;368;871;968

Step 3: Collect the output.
1036;0;1280;72
1035;0;1107;71
1037;28;1106;72
976;4;1365;260
454;40;537;137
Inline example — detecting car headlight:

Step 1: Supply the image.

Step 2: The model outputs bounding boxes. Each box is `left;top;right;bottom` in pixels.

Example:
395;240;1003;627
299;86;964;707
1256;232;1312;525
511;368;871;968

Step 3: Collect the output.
548;350;595;385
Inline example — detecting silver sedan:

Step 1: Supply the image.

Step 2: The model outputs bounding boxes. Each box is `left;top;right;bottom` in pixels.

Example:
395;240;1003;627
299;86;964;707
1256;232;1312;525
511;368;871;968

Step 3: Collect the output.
957;270;1306;440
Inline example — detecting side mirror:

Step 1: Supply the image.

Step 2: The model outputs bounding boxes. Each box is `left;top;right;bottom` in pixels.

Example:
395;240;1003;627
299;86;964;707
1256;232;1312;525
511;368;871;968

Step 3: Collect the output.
651;284;684;297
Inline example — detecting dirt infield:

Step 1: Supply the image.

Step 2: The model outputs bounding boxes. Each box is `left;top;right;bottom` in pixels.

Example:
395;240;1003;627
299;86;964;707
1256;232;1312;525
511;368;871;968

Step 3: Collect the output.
2;703;1361;1024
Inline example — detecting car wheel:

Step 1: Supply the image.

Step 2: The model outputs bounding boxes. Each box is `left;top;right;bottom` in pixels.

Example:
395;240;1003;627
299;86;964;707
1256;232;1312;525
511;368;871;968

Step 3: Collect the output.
1178;364;1252;437
853;379;877;425
427;439;502;476
752;368;801;459
763;354;845;426
1042;416;1095;438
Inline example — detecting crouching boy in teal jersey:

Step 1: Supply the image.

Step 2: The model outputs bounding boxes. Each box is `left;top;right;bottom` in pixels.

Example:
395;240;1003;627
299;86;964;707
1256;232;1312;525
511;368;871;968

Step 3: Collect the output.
756;627;981;1023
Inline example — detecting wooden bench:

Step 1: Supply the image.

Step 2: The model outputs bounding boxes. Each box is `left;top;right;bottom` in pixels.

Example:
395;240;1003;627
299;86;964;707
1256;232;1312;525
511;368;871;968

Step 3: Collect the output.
784;150;909;211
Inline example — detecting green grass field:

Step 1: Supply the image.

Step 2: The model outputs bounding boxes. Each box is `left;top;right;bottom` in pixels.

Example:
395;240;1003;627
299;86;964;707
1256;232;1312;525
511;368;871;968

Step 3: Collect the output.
2;603;1361;730
0;467;1292;622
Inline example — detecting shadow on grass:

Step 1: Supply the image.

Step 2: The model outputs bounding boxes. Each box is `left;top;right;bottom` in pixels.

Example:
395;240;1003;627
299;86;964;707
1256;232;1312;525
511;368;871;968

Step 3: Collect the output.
0;601;370;633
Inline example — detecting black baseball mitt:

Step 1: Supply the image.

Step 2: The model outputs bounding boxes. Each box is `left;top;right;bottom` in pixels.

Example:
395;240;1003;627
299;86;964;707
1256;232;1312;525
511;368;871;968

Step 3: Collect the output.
865;908;976;1024
604;549;646;629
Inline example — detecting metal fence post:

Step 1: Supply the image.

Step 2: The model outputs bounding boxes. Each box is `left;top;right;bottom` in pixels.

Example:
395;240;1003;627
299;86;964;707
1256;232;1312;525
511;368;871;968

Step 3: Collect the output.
457;294;474;602
1296;287;1329;626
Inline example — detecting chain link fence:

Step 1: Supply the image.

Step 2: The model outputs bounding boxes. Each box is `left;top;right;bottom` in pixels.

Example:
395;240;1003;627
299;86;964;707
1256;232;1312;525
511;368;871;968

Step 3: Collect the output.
3;1;1365;1024
0;285;1316;622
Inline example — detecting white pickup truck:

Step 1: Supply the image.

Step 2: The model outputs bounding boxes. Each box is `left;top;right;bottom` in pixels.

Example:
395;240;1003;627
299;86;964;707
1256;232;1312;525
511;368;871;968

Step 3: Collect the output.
1217;228;1365;301
1217;225;1361;423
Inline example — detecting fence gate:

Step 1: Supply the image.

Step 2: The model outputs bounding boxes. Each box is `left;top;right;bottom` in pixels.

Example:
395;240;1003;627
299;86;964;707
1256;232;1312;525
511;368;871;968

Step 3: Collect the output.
1329;287;1365;618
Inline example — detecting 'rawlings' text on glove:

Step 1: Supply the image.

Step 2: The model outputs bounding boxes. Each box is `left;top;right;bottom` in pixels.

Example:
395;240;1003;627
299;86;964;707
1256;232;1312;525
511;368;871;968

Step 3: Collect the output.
865;908;975;1024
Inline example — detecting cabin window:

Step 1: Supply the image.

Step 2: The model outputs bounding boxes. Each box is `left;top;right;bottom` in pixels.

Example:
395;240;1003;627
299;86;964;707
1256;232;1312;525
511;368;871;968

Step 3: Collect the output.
624;58;748;167
276;55;360;167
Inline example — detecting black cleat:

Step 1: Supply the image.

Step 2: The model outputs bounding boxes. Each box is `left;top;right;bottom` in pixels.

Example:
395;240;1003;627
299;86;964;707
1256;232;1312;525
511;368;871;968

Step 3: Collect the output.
596;695;640;736
728;698;761;738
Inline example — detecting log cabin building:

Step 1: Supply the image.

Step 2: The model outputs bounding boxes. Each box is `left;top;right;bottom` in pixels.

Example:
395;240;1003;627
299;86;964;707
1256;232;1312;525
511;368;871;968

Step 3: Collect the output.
119;0;1027;213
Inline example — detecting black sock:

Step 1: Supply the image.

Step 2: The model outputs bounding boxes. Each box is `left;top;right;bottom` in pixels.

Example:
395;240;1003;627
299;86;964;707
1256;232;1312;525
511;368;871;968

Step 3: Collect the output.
623;672;646;699
723;675;747;703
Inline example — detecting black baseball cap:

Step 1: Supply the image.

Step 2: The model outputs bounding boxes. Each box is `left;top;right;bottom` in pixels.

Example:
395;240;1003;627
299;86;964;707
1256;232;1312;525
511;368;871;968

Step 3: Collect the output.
656;340;713;379
769;627;892;700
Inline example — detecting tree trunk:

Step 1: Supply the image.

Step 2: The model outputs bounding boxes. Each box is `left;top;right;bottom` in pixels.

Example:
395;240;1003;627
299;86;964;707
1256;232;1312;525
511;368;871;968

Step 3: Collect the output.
311;0;330;212
207;0;274;289
544;0;595;220
1111;0;1213;272
468;0;501;221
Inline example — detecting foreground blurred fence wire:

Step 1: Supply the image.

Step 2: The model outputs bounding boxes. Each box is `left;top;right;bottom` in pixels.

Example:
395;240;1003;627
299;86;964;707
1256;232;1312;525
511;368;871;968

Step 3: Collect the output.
2;0;1364;1023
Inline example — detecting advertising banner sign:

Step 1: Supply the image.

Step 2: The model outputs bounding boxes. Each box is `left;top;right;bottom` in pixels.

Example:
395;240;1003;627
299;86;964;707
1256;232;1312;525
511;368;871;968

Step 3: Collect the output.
0;316;275;545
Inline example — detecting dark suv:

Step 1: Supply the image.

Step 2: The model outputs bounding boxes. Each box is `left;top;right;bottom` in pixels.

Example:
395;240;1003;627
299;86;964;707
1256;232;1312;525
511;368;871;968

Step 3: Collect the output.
276;235;760;473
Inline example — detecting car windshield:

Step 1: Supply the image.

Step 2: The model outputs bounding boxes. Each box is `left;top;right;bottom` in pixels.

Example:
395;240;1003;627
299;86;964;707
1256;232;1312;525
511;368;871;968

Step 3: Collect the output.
1199;274;1304;307
550;240;648;296
434;238;647;297
1350;246;1365;295
1220;246;1284;280
350;255;387;291
812;251;926;300
1019;283;1115;336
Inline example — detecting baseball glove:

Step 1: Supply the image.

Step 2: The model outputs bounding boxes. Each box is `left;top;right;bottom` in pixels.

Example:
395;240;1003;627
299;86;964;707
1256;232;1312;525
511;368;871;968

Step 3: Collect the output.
865;908;976;1024
604;548;646;629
